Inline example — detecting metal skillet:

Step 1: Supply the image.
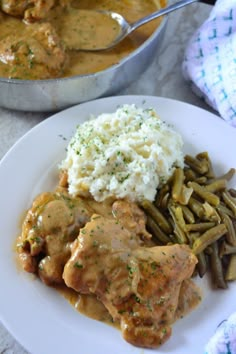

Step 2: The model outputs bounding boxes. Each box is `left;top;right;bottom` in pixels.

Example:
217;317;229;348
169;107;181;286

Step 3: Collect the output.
0;0;215;112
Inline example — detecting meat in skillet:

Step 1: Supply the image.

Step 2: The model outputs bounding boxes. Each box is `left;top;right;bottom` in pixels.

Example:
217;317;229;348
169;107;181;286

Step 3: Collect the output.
0;0;71;22
0;22;67;79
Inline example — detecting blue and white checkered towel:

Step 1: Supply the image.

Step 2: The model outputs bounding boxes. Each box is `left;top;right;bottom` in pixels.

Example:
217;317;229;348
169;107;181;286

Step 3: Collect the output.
182;0;236;127
205;313;236;354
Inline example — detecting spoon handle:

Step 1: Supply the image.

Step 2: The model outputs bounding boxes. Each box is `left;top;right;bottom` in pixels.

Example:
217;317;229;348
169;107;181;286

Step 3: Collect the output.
130;0;215;33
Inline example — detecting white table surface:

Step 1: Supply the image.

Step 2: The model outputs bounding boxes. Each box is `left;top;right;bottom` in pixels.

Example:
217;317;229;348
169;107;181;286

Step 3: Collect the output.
0;3;216;353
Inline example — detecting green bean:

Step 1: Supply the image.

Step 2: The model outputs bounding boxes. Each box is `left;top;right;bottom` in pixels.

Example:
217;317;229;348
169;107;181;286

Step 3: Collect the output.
197;252;208;278
188;232;202;249
173;205;187;231
188;232;200;247
229;188;236;198
146;216;170;245
219;241;236;257
154;184;169;208
184;168;197;182
196;152;209;160
196;152;215;179
185;222;215;233
140;200;172;234
218;168;235;182
218;210;236;246
188;181;220;207
172;168;185;202
202;202;221;223
232;219;236;232
206;163;215;179
168;205;187;243
176;184;193;205
222;191;236;217
225;254;236;281
208;168;235;185
210;242;227;289
184;155;209;175
181;205;195;224
159;192;170;210
204;246;213;255
166;218;181;244
200;153;215;179
192;224;227;255
217;203;235;218
173;224;188;244
205;179;227;193
194;176;208;185
188;197;205;218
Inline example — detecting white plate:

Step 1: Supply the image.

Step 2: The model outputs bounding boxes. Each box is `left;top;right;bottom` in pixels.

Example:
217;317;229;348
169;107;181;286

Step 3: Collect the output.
0;95;236;354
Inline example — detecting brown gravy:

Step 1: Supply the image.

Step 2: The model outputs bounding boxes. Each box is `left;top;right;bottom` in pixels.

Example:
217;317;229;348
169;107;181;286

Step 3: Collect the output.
0;0;165;80
56;279;201;331
57;285;118;327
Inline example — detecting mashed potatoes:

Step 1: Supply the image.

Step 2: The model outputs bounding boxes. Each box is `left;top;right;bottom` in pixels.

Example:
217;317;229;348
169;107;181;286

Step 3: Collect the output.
60;104;184;202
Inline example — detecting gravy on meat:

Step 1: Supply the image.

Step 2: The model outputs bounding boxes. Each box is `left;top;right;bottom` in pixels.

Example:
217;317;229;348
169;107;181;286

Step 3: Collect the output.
16;180;202;349
0;0;166;80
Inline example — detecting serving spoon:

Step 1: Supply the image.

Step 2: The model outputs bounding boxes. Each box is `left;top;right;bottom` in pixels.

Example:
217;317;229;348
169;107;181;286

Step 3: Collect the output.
61;0;216;51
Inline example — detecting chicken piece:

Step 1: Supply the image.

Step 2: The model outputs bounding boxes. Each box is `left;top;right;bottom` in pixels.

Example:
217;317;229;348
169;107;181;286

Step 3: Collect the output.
0;22;67;79
24;0;56;22
175;278;202;321
63;215;200;348
112;199;151;240
0;0;71;22
0;0;27;17
17;190;93;284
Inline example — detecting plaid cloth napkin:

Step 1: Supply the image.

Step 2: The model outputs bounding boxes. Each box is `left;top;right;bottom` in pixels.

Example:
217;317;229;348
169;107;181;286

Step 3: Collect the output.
182;0;236;127
205;312;236;354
